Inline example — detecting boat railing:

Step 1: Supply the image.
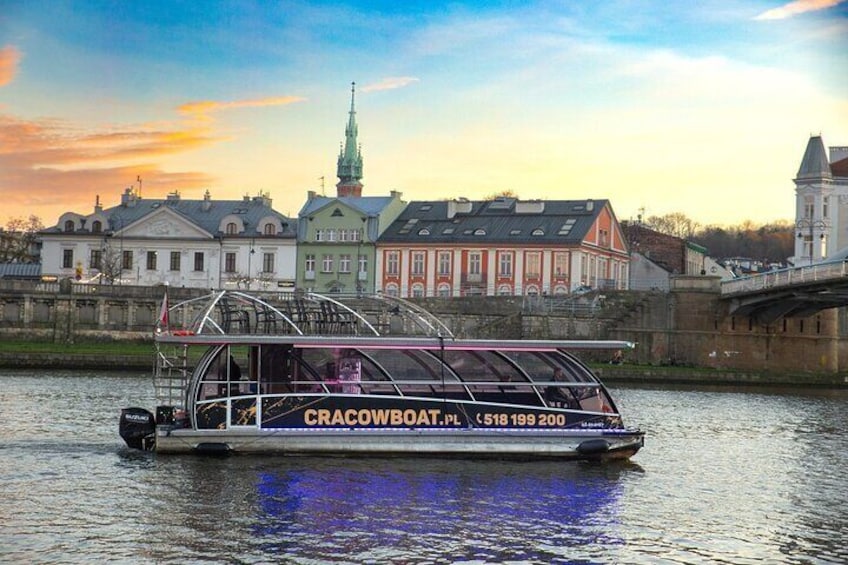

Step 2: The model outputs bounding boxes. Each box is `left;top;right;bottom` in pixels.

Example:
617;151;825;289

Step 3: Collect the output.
153;344;192;408
158;290;453;338
235;379;603;405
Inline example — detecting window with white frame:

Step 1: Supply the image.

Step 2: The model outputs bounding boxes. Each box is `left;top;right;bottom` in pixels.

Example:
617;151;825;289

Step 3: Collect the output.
525;252;541;278
386;251;399;276
438;251;451;276
554;252;568;277
339;254;351;273
411;283;425;297
437;283;451;297
358;254;367;276
498;251;513;277
411;251;425;276
322;255;333;273
468;252;481;275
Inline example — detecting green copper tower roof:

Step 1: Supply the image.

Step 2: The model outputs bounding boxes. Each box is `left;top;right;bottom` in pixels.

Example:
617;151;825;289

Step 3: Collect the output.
336;82;364;196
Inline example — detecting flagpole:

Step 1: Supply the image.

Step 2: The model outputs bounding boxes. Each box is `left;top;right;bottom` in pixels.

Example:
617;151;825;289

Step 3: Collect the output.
157;283;170;335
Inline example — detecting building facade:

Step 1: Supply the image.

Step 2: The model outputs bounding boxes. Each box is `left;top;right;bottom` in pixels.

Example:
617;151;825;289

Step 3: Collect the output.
793;135;848;264
376;197;630;297
622;222;731;291
296;191;407;293
40;189;297;289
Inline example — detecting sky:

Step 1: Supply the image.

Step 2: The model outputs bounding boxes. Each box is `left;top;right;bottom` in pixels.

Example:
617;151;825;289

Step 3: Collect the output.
1;0;847;228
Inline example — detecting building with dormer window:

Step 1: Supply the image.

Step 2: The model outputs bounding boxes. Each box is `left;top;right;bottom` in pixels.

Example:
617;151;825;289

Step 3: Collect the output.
40;188;297;289
376;197;630;297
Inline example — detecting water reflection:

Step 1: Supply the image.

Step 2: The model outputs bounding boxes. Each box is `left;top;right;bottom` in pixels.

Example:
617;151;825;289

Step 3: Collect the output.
245;458;638;562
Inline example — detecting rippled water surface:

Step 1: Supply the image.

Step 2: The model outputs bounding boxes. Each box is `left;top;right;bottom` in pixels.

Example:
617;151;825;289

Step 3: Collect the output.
1;370;846;564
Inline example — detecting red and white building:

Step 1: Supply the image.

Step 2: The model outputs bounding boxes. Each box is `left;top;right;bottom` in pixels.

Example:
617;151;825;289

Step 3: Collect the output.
375;197;629;297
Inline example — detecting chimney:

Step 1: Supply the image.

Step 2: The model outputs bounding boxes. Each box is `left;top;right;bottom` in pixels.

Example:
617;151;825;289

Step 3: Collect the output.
447;198;473;219
121;187;138;208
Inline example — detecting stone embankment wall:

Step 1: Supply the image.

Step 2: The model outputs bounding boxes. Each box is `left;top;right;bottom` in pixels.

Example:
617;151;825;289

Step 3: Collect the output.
1;277;847;376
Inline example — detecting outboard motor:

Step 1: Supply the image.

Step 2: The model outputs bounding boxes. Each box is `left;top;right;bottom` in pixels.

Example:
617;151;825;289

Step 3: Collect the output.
119;407;156;450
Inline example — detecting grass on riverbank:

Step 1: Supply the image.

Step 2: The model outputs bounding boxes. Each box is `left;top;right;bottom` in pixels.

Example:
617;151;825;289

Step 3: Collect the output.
0;339;155;356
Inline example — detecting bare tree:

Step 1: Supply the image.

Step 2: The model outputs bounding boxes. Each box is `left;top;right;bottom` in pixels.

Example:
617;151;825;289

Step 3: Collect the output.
483;189;518;200
644;212;700;239
98;243;124;283
0;215;43;262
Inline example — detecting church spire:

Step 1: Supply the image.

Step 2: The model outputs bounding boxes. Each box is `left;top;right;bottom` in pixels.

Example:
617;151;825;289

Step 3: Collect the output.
336;82;364;197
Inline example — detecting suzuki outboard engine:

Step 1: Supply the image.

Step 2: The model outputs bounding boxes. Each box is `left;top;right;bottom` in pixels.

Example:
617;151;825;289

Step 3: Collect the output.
119;407;156;450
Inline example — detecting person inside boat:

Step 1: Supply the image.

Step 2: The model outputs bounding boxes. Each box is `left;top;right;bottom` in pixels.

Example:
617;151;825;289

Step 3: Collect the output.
221;355;242;396
545;367;578;409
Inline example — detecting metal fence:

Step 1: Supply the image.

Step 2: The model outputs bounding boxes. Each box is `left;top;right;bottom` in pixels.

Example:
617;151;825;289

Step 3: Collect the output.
720;260;848;296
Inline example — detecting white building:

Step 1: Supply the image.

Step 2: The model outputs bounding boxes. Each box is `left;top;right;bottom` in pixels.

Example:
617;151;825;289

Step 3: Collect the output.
40;188;297;289
793;136;848;265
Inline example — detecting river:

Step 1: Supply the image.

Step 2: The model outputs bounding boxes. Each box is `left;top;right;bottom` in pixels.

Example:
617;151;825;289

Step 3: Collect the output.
1;369;846;564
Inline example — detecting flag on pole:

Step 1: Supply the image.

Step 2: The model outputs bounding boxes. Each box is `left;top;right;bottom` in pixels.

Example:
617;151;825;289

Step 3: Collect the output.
157;290;169;333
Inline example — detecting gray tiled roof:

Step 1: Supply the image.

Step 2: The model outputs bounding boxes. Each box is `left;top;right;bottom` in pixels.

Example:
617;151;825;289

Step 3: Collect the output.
299;196;399;218
797;136;832;180
0;262;41;278
379;198;607;244
43;195;297;238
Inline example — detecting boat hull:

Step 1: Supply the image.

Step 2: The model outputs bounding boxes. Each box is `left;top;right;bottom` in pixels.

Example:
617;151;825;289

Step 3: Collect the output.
153;426;644;460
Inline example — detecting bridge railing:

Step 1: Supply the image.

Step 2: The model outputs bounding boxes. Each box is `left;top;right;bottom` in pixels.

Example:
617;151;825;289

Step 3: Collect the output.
721;260;848;296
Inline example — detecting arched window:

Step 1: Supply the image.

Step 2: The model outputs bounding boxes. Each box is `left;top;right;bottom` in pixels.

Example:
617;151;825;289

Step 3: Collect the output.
64;220;75;232
411;283;425;297
497;284;512;296
437;283;451;297
91;220;102;233
264;223;276;235
525;284;540;296
226;222;238;235
384;283;399;297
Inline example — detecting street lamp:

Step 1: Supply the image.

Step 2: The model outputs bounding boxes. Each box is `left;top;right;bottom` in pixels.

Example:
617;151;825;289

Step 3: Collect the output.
796;218;828;265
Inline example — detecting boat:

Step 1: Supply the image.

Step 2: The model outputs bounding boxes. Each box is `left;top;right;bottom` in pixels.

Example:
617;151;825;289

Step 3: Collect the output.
119;290;644;460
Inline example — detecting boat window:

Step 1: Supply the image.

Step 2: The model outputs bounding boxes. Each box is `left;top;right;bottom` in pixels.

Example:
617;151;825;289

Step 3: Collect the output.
502;351;566;383
257;344;293;394
197;345;255;401
367;349;469;399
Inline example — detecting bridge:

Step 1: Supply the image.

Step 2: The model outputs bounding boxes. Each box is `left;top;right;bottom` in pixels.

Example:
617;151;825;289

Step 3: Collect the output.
720;260;848;324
